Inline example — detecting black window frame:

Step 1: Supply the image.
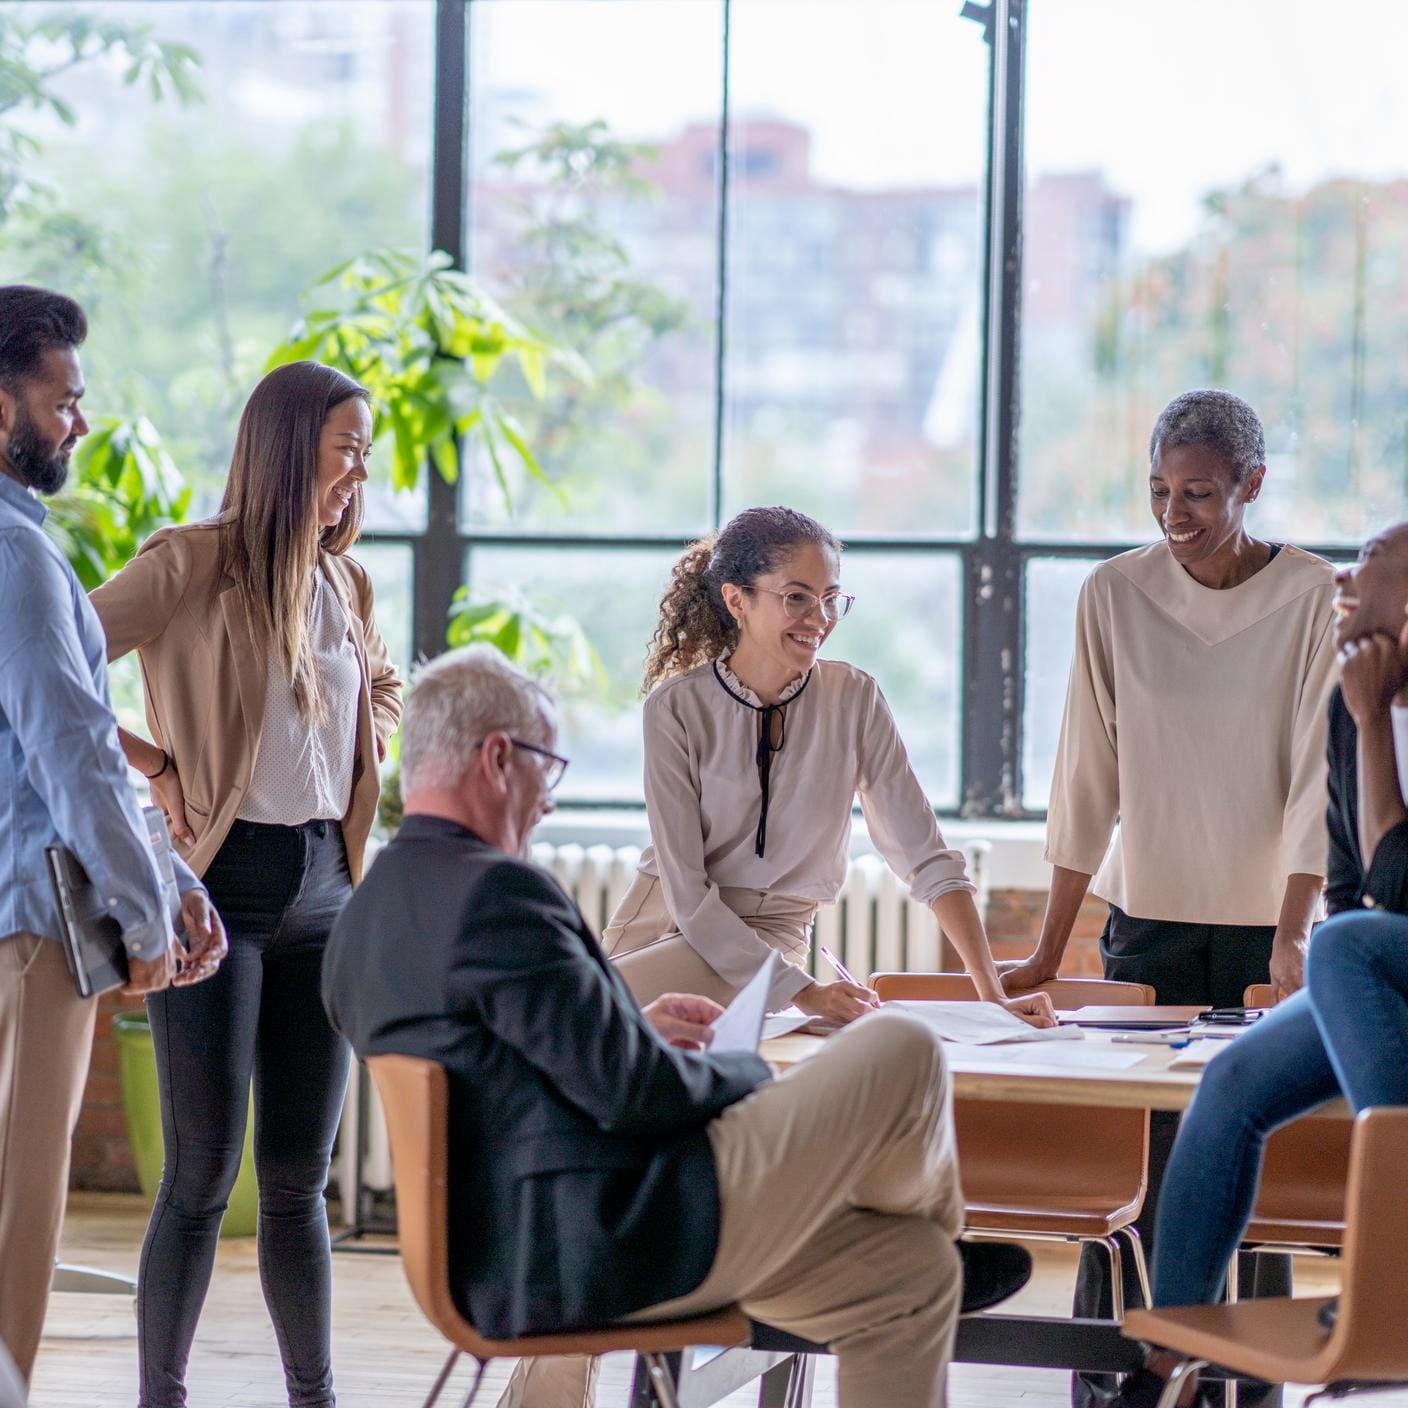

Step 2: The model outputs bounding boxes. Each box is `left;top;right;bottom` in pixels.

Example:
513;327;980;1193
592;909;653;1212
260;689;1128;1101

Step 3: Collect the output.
359;0;1355;819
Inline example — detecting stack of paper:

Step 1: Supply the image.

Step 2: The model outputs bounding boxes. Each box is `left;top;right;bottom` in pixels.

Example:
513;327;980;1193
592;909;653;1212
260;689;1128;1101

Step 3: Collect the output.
886;1000;1085;1045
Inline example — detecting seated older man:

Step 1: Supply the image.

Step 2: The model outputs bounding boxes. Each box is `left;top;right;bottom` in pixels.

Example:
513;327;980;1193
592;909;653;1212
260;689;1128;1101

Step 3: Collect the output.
322;645;1028;1408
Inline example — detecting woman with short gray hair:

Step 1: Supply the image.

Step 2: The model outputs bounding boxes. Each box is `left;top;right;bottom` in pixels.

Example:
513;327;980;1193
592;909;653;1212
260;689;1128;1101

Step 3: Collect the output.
999;387;1337;1408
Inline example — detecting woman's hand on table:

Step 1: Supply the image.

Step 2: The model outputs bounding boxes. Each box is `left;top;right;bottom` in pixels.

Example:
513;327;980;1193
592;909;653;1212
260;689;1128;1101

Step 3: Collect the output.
1000;992;1058;1028
645;993;724;1051
1269;930;1307;1000
794;979;880;1025
996;954;1057;995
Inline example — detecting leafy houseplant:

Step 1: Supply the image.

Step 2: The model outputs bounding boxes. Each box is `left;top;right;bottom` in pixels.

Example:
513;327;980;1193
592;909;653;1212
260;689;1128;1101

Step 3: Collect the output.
48;416;190;589
265;248;589;502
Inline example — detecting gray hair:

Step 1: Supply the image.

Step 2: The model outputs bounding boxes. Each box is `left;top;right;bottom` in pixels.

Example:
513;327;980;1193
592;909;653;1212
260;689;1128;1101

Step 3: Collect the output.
399;645;555;793
1149;389;1266;483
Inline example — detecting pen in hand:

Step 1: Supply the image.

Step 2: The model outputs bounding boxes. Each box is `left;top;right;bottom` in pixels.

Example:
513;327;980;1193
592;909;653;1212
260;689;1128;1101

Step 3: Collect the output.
820;945;862;988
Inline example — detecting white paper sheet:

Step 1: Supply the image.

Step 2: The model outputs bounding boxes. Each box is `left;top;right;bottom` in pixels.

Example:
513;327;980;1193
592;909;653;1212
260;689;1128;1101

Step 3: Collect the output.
939;1042;1147;1071
887;999;1086;1045
709;952;779;1054
761;1008;814;1041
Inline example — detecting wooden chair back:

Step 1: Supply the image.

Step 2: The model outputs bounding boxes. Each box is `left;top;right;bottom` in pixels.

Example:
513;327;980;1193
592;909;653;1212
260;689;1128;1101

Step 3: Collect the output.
1125;1108;1408;1386
868;974;1152;1229
870;972;1157;1007
1324;1106;1408;1377
366;1054;750;1358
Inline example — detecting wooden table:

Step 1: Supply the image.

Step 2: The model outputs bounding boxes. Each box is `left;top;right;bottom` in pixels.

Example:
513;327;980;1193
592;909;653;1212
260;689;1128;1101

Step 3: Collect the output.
759;1020;1348;1382
762;1029;1352;1116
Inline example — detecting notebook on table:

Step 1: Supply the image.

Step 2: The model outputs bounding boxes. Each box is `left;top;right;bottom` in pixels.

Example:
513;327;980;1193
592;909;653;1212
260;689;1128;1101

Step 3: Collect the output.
1058;1004;1210;1031
46;806;181;1000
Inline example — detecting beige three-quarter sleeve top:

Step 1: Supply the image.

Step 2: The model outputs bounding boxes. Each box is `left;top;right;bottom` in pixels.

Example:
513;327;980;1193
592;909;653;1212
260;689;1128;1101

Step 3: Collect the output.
1044;542;1338;926
638;656;975;1005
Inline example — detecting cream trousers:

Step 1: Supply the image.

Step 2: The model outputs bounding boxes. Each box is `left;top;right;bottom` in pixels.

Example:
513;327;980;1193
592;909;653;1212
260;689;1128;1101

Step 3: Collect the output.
497;1010;965;1408
602;873;815;1008
0;934;98;1385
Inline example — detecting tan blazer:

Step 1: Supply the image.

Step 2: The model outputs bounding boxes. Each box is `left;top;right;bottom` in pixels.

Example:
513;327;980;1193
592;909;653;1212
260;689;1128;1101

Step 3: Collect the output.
89;520;403;883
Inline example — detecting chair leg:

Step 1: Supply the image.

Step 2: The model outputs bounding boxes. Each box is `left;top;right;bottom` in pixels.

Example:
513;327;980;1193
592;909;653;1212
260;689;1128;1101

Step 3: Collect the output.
644;1351;682;1408
1153;1359;1207;1408
1117;1226;1152;1311
423;1348;462;1408
758;1355;813;1408
785;1355;815;1408
458;1358;490;1408
1226;1252;1240;1305
1097;1236;1126;1320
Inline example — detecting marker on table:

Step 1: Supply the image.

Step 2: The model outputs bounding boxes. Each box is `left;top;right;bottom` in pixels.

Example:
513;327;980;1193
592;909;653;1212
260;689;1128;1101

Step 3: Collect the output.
1110;1030;1193;1048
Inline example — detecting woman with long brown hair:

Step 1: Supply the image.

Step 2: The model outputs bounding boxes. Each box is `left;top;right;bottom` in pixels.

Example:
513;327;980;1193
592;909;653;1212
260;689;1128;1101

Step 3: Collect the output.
91;361;403;1408
603;504;1051;1025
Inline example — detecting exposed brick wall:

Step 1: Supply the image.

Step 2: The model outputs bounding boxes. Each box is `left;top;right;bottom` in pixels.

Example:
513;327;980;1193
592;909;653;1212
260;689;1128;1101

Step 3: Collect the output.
68;885;1119;1192
71;990;146;1193
984;888;1111;976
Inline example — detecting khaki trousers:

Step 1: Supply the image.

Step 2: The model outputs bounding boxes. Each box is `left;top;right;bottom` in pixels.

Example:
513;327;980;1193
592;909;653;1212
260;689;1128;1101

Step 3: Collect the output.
499;1010;965;1408
602;874;815;1008
0;934;97;1384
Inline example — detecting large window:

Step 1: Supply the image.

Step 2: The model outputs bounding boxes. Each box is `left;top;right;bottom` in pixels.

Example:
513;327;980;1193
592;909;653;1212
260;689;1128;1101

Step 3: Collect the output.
18;0;1397;818
1014;0;1405;805
455;0;988;806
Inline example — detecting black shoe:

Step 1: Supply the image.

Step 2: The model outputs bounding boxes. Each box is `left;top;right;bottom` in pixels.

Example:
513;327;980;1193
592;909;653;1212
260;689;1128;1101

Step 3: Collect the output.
1109;1367;1210;1408
1317;1296;1338;1330
958;1240;1033;1313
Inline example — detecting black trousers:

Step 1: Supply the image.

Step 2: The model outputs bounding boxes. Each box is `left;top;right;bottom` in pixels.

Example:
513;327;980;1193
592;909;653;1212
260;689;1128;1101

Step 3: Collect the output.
1072;905;1289;1408
138;819;353;1408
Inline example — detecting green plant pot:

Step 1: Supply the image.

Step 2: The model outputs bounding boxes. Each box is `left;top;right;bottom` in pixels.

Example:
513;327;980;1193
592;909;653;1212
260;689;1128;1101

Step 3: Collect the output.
113;1011;259;1238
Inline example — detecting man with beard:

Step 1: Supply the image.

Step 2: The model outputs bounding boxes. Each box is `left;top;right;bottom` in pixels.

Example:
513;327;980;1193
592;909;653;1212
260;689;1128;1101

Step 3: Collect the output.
0;285;226;1387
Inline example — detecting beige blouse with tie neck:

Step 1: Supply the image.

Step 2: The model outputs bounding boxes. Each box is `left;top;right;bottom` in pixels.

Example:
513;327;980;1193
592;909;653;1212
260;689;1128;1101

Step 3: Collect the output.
637;655;975;1007
1043;541;1338;926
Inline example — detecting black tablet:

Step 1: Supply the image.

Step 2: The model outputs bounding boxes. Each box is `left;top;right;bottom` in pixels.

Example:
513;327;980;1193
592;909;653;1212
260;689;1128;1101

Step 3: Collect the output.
45;845;129;999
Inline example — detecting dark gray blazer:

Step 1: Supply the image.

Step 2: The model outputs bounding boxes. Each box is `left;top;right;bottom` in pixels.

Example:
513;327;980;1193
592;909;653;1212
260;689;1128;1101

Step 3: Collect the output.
322;815;769;1338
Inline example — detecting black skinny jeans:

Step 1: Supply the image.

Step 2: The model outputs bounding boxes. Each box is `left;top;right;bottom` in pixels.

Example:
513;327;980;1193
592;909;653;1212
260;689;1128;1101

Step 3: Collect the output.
138;819;353;1408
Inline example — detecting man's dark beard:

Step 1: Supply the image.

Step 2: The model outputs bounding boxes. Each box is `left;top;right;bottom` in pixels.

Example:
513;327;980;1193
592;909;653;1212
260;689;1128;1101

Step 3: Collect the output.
4;402;71;493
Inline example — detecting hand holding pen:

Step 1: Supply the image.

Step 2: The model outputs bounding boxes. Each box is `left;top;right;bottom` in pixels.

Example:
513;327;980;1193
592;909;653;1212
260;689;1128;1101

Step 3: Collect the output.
791;945;882;1025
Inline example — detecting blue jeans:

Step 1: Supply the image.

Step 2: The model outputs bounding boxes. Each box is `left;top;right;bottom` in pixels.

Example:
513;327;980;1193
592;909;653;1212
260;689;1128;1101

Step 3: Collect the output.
1152;908;1408;1307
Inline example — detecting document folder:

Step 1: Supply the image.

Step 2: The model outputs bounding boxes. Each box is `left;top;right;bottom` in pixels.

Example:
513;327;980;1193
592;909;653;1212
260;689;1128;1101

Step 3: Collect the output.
45;807;181;999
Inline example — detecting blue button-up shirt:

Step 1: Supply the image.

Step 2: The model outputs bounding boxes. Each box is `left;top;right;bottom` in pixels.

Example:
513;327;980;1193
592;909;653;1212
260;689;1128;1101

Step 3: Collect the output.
0;472;198;957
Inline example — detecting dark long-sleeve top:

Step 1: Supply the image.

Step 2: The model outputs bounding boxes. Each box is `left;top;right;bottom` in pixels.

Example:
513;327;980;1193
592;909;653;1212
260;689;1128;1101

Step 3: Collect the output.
322;814;770;1338
1325;685;1408;916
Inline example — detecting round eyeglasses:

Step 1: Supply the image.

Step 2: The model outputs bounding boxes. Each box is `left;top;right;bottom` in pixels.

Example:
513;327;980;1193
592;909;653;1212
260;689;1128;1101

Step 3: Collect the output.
751;586;856;623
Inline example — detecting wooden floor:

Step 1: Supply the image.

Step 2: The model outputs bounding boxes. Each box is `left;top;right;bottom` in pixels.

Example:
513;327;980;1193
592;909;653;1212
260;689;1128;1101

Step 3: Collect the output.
29;1194;1405;1408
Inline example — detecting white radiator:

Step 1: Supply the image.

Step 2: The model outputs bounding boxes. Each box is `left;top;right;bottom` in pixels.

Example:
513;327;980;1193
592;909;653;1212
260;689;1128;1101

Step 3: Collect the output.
336;839;991;1205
